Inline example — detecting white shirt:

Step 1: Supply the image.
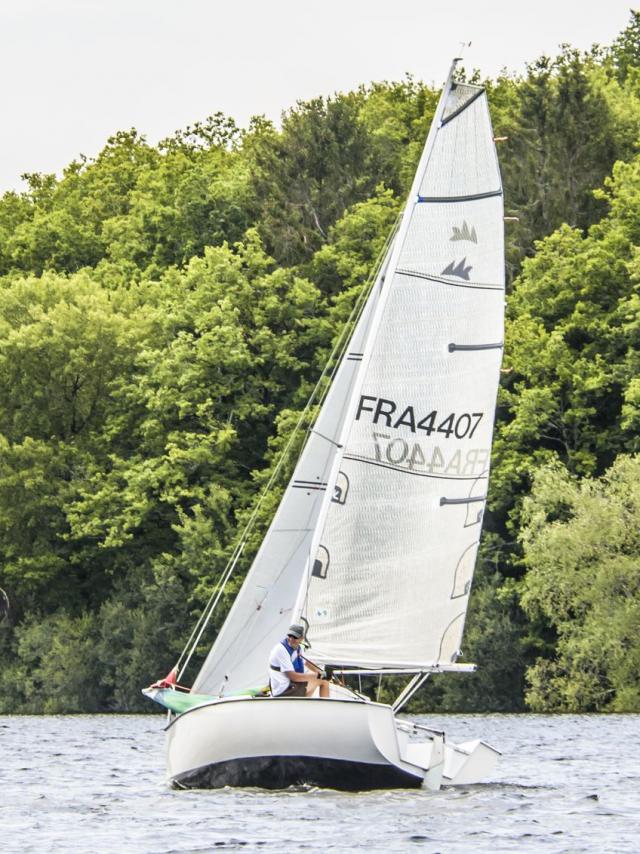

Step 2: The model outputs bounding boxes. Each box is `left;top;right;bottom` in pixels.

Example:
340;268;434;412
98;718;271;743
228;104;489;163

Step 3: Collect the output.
269;640;305;696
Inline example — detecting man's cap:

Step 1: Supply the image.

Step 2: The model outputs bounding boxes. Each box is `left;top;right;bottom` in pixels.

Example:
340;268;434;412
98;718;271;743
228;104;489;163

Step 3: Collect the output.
287;624;304;638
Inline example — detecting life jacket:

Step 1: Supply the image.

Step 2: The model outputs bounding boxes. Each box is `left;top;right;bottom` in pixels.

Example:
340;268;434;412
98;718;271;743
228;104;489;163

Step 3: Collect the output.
281;638;305;673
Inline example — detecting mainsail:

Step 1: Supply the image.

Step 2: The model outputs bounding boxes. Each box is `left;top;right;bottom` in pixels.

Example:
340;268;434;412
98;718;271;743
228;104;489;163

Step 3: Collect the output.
301;77;504;669
193;65;504;695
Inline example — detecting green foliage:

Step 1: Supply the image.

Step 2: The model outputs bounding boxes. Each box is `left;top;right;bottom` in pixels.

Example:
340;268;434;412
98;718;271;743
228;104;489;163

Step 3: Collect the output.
609;10;640;83
519;455;640;711
494;151;640;533
410;541;528;713
249;80;438;267
248;95;379;265
0;611;106;713
0;272;148;444
0;128;256;279
497;47;640;279
0;437;74;612
307;185;401;301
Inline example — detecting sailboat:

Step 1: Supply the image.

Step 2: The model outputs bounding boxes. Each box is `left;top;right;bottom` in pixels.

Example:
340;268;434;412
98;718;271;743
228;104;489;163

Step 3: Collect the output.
144;58;505;791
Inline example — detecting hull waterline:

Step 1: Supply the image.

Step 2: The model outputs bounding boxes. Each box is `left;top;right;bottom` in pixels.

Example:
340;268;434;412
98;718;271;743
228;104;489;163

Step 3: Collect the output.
173;754;422;790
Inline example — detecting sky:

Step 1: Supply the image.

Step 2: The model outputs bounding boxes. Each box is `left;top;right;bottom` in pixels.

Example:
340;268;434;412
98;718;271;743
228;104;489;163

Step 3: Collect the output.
1;0;637;193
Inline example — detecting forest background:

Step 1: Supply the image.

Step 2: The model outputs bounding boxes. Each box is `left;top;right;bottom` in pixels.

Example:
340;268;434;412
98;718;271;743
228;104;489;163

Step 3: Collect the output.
1;14;639;715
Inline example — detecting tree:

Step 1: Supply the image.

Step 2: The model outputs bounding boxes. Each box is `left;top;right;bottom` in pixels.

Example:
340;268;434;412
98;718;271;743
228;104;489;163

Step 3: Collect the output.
500;49;626;274
493;150;640;532
609;10;640;83
249;94;382;265
519;455;640;711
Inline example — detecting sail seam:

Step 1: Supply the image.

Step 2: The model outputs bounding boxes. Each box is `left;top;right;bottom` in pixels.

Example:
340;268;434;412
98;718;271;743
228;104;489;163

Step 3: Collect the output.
343;454;489;481
396;269;503;291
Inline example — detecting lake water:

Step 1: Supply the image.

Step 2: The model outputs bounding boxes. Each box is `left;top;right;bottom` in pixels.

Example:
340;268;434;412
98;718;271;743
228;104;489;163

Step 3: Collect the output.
1;713;638;853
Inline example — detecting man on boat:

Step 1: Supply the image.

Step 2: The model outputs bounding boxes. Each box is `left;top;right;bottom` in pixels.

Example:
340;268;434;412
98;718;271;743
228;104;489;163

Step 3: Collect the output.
269;624;330;698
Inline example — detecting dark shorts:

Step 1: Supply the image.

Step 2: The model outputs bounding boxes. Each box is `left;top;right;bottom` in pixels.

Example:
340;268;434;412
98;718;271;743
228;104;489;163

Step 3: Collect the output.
279;681;307;697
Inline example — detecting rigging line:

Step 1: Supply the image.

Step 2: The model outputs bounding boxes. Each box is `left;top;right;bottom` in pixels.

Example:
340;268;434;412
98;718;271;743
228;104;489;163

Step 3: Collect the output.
177;542;247;680
178;212;402;681
392;671;431;713
175;543;241;672
177;334;350;677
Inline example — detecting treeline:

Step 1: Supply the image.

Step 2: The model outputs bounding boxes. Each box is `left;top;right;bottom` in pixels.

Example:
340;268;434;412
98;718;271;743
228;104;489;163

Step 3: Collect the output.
1;15;639;713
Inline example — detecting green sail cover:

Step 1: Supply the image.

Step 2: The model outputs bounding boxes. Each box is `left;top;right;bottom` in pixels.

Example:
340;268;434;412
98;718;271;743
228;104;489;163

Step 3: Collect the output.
144;686;267;715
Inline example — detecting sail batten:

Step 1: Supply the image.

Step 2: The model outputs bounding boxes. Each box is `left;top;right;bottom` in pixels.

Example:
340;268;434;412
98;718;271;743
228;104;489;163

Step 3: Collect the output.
417;190;502;203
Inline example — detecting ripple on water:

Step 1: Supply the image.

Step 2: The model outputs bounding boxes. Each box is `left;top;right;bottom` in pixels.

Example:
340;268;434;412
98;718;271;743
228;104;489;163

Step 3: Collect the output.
2;713;640;854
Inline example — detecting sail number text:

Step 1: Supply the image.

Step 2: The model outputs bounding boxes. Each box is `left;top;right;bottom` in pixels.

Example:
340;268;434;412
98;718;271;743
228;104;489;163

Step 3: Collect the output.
372;432;489;476
356;395;484;440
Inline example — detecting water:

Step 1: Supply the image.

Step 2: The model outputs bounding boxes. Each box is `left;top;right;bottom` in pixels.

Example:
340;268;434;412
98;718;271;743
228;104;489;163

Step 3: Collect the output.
1;713;638;853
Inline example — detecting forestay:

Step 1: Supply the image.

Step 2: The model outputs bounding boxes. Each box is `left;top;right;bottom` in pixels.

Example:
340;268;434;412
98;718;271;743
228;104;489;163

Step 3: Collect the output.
300;81;504;669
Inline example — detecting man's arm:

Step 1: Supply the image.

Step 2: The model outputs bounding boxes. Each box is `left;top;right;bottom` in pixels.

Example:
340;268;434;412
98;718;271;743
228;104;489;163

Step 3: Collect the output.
284;669;309;683
301;656;323;676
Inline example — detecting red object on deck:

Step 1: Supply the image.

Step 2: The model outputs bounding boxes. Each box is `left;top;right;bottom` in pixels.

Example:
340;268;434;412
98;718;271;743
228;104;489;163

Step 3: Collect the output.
150;667;178;689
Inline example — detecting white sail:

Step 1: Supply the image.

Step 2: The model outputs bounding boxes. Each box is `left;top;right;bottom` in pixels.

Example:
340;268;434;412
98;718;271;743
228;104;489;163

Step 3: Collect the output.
299;81;504;669
193;73;504;693
192;254;389;695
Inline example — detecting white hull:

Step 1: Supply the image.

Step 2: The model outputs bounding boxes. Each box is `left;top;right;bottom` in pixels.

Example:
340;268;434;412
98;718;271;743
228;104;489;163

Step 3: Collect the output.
163;695;499;791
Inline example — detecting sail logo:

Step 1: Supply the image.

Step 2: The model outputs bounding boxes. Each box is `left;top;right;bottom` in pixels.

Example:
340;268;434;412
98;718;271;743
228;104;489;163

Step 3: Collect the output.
441;258;473;280
450;221;477;243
